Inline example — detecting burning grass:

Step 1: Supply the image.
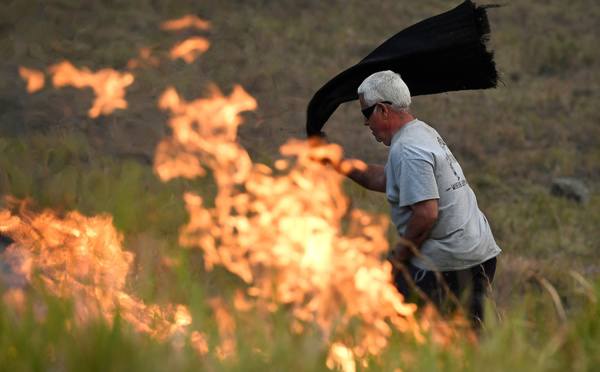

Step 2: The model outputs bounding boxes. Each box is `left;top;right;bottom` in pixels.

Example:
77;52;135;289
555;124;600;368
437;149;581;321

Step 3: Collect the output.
48;61;134;118
2;1;600;371
2;65;426;370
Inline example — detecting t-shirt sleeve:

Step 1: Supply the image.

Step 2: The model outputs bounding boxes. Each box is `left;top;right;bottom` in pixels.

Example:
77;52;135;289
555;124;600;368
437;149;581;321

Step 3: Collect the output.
395;159;439;207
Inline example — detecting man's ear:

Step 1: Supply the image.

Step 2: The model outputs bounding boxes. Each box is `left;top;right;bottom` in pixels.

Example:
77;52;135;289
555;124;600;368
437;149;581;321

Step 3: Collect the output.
379;102;389;119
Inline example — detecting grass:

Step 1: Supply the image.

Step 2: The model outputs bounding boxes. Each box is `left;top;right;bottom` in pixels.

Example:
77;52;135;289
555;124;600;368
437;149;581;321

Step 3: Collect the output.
1;274;599;371
1;0;600;370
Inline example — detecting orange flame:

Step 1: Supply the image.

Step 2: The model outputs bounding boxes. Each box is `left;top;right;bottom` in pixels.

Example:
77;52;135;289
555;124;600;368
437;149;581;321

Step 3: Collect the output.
48;61;134;118
168;37;211;63
155;84;256;184
18;66;45;92
208;297;237;360
327;343;356;372
9;12;437;367
190;330;210;355
160;15;211;31
154;83;420;362
0;197;193;344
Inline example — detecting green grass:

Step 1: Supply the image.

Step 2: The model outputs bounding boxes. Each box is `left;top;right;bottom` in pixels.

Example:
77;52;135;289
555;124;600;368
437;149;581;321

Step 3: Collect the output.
0;133;201;235
1;273;599;371
1;0;600;370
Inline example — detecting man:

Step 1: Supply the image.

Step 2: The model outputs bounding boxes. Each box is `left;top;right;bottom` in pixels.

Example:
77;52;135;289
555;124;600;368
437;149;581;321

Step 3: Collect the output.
331;70;501;325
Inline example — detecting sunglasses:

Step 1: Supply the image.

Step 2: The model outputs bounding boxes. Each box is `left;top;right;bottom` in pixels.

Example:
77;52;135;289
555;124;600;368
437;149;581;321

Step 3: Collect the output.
361;101;392;119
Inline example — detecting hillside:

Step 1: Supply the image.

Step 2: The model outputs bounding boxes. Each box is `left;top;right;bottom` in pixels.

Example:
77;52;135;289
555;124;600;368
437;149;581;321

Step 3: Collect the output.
2;0;599;285
0;0;599;369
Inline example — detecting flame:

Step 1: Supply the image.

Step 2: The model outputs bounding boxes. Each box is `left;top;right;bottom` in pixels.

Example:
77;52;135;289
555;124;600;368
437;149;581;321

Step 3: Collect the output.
9;12;442;368
208;297;237;360
0;197;192;344
190;330;210;355
155;82;420;363
327;343;356;372
18;66;45;92
161;15;211;64
160;15;211;31
155;84;256;184
48;61;134;118
168;37;211;63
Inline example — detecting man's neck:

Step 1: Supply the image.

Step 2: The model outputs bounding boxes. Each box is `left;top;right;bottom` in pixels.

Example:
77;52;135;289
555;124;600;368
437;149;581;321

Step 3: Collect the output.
389;112;415;136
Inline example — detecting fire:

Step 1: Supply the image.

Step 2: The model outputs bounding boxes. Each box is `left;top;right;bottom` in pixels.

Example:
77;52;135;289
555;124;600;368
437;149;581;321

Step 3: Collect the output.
190;330;210;355
8;12;435;370
168;37;211;63
155;84;256;184
160;15;211;64
48;60;134;118
0;197;194;344
18;66;45;93
327;343;356;372
155;81;420;369
208;297;237;360
160;15;211;31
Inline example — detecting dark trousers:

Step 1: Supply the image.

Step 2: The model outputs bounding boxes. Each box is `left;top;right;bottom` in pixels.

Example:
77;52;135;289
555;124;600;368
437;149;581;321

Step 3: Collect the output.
393;257;497;324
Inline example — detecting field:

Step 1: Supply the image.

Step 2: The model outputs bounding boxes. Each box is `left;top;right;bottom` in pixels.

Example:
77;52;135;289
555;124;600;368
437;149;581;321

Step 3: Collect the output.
1;0;599;371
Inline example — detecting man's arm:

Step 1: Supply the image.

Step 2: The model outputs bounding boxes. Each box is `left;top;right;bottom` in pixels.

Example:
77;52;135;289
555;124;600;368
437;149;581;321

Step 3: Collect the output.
344;163;386;193
390;199;439;261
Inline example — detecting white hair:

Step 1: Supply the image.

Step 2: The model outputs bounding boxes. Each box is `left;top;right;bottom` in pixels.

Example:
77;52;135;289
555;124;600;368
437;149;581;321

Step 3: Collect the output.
357;70;411;111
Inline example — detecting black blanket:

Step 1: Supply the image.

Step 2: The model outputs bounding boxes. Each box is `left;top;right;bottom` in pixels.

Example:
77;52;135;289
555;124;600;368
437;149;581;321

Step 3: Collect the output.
306;0;501;136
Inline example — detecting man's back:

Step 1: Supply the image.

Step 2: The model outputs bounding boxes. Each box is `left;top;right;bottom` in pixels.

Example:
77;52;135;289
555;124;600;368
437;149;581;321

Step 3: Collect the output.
385;119;501;271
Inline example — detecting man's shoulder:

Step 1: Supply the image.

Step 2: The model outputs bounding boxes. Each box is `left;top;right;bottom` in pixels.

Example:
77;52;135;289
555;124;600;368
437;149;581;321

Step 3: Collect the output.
393;120;439;150
389;141;435;165
396;119;438;139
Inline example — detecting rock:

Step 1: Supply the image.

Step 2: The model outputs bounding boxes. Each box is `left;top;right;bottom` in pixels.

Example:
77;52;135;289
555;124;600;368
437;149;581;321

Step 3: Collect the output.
550;178;590;204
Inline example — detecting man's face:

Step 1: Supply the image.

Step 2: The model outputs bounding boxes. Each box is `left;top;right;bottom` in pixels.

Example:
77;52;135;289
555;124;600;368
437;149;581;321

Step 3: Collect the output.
359;94;388;145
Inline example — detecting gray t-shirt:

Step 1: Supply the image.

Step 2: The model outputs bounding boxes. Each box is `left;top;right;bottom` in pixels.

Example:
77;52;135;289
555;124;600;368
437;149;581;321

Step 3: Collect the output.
385;119;501;271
